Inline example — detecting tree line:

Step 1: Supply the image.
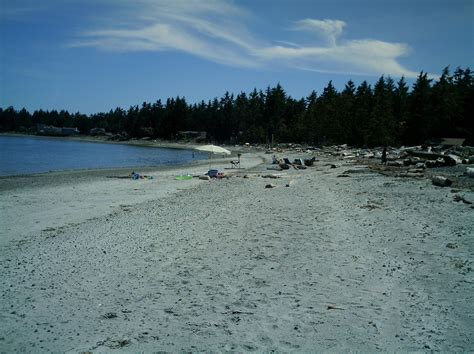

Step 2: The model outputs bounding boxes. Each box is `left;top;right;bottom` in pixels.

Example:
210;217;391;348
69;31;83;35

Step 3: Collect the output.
1;66;472;147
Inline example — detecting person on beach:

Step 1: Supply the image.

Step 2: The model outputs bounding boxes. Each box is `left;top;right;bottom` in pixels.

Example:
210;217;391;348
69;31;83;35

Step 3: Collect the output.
381;147;387;165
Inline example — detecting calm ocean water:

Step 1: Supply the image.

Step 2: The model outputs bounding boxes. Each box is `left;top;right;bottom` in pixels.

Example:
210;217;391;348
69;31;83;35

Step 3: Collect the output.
0;136;206;176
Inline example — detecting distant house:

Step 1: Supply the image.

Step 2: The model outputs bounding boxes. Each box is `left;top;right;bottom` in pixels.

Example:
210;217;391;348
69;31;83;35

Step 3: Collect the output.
177;131;207;142
90;127;106;136
440;138;465;146
427;137;466;146
61;127;79;135
36;124;79;136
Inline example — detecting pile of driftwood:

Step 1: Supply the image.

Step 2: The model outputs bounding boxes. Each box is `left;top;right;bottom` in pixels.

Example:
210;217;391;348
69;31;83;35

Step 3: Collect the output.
270;156;317;171
323;143;474;188
325;143;473;167
260;141;473;187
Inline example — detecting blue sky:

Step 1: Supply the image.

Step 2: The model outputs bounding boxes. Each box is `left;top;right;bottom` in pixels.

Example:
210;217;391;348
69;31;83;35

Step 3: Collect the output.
1;0;473;114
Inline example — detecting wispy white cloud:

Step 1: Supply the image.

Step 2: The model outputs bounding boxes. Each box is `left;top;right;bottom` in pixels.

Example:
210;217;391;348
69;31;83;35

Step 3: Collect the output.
293;19;346;46
70;0;260;67
0;1;50;21
256;38;419;78
70;0;420;78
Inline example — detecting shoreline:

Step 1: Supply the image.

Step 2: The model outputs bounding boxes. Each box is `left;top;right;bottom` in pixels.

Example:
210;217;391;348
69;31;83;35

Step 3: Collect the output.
0;156;215;186
0;132;243;151
0;149;266;247
0;133;246;178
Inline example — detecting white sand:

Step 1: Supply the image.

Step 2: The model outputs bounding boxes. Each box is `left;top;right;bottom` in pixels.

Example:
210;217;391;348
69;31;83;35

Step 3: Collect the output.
0;153;263;247
0;151;473;351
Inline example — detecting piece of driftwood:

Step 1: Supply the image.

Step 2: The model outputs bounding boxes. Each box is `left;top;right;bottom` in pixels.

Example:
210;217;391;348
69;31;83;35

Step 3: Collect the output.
407;151;457;166
327;305;344;310
466;167;474;178
387;161;403;167
404;172;424;178
304;157;317;166
453;194;472;204
432;176;452;187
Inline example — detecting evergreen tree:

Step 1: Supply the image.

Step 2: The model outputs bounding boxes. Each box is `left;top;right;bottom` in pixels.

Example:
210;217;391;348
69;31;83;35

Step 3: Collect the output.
107;107;126;134
125;105;140;137
317;81;340;144
452;67;474;142
367;76;396;146
264;83;287;144
217;92;235;142
281;96;306;142
234;92;250;142
394;77;409;145
297;90;318;144
0;107;17;131
2;65;472;145
339;80;356;145
353;81;373;146
242;88;265;143
406;72;432;145
17;108;33;131
430;67;458;138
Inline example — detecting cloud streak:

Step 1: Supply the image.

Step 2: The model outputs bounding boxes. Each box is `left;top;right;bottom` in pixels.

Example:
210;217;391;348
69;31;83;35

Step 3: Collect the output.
293;19;346;46
70;0;420;78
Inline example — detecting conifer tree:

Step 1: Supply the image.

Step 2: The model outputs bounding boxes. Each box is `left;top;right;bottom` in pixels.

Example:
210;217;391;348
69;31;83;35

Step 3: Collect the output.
242;89;265;143
317;81;340;144
406;72;432;145
394;77;409;145
264;83;287;144
367;76;396;146
339;80;356;145
300;91;318;144
430;67;458;138
353;81;373;146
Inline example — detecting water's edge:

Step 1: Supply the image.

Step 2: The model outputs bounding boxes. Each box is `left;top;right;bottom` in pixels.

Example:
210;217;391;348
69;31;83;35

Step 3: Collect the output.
0;135;214;177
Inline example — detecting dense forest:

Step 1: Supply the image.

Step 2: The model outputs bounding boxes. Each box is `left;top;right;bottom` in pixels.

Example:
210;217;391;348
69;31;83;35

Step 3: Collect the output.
1;66;473;147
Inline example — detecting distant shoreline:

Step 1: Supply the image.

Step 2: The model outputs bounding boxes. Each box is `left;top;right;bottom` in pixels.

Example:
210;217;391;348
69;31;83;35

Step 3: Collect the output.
0;132;239;152
0;133;245;178
0;134;226;179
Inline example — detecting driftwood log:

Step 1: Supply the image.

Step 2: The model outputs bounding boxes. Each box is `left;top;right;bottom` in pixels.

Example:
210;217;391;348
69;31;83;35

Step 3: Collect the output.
432;176;452;187
407;151;457;166
466;167;474;178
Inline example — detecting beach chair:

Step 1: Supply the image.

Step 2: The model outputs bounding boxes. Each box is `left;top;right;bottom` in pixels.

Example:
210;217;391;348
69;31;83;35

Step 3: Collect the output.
230;153;241;168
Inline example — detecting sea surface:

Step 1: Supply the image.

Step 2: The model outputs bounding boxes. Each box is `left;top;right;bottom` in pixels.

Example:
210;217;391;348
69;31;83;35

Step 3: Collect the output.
0;135;206;176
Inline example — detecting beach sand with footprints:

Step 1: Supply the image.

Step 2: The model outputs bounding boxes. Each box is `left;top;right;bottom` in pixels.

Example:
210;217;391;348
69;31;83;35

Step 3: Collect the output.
1;149;473;351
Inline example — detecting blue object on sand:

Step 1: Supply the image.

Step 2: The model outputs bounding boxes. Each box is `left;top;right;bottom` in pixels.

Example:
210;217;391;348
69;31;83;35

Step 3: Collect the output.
207;169;219;178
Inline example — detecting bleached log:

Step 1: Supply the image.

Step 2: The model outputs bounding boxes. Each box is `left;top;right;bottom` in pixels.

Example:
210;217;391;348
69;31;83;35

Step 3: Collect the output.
432;176;452;187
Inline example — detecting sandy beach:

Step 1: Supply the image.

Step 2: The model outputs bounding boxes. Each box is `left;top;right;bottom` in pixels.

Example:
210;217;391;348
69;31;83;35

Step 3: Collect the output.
0;149;473;351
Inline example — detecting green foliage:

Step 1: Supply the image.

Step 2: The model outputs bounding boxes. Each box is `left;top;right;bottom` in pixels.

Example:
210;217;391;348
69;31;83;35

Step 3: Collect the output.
367;76;396;146
1;66;473;146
